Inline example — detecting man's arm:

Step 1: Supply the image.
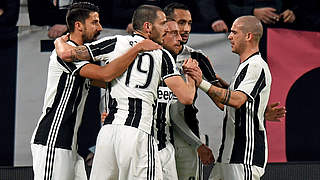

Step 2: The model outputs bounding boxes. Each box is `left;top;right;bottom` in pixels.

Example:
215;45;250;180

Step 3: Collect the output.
187;63;286;118
171;114;214;165
55;35;162;62
170;101;214;165
206;82;247;109
215;74;229;89
165;58;197;105
165;75;195;105
78;39;162;82
54;35;91;62
192;53;228;110
187;67;247;109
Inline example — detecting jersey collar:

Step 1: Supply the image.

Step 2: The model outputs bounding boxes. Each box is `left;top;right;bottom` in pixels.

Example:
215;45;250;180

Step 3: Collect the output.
132;33;147;40
241;51;260;64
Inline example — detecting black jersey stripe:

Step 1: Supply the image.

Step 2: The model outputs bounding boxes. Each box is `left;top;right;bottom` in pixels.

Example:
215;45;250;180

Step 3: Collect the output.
124;97;135;126
161;50;175;77
234;64;249;89
89;38;117;57
44;75;80;179
147;136;150;180
104;94;118;125
148;135;156;180
156;102;168;151
191;52;218;84
152;136;155;180
244;164;251;180
33;73;69;145
132;99;142;128
57;56;77;73
250;69;266;99
245;101;254;165
184;104;200;137
47;75;75;148
217;112;228;162
230;103;247;163
34;72;85;149
45;75;73;147
147;135;155;180
44;146;55;180
151;103;156;137
253;96;266;167
124;98;142;128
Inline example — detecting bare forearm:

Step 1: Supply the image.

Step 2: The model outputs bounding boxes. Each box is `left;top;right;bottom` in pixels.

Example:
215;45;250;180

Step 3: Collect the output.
80;44;141;82
100;44;141;82
165;76;196;105
186;74;196;98
207;85;247;109
60;46;91;61
55;38;91;62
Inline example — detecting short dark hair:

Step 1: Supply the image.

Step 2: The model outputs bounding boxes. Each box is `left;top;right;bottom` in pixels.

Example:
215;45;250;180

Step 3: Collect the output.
132;5;163;31
66;2;99;32
163;2;189;19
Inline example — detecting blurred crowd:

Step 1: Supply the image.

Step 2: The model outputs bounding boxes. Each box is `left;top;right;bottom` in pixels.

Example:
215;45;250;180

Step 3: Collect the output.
1;0;319;40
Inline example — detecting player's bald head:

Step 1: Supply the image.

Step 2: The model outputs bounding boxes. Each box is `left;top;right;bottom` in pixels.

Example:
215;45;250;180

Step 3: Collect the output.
234;16;263;42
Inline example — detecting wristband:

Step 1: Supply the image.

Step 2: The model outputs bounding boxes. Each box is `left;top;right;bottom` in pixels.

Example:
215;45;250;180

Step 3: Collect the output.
199;80;211;93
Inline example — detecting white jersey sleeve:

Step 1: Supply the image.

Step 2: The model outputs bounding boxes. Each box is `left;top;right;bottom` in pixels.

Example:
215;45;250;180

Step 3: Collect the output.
84;35;118;62
160;49;180;80
234;60;268;101
54;41;89;75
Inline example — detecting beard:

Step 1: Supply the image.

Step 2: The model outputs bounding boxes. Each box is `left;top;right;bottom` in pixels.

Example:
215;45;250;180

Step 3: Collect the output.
82;29;100;43
150;28;164;45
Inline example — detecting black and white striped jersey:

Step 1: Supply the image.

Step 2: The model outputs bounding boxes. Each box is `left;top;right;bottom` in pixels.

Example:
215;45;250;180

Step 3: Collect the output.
217;52;271;168
31;41;91;151
155;45;218;149
154;80;177;150
85;34;180;135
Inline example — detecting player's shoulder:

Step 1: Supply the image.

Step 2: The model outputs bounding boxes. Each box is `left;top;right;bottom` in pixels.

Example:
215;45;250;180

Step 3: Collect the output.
156;48;174;60
83;35;118;48
246;54;271;75
249;54;268;67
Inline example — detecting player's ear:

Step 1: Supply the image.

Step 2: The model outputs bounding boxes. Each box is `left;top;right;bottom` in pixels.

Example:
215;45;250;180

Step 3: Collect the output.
75;21;83;32
144;22;152;34
246;32;253;41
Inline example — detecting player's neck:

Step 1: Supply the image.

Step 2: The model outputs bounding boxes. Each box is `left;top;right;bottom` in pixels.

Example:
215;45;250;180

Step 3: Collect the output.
239;43;259;63
240;47;259;63
134;30;149;39
69;32;83;45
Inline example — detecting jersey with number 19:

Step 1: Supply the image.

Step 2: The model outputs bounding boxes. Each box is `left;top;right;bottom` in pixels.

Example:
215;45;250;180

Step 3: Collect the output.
85;34;180;134
85;34;180;179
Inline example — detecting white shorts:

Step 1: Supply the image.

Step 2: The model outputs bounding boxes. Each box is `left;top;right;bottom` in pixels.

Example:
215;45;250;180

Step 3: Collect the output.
31;144;87;180
90;125;163;180
174;132;200;180
209;162;265;180
158;142;178;180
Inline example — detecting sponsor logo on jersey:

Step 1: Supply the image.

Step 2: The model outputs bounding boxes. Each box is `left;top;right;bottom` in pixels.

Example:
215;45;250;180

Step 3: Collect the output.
157;86;176;103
